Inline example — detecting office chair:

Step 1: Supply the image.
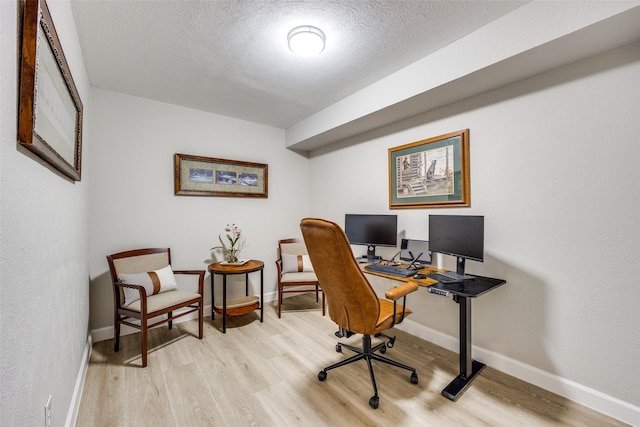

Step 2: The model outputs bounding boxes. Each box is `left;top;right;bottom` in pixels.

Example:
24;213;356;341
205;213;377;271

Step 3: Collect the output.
300;218;418;408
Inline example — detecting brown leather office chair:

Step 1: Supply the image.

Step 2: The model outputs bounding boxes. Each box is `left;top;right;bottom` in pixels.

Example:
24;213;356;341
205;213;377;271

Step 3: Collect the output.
106;248;204;367
275;238;325;318
300;218;418;408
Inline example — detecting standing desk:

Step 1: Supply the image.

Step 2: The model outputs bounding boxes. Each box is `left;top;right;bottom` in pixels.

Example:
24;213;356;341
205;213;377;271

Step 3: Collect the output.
362;265;506;400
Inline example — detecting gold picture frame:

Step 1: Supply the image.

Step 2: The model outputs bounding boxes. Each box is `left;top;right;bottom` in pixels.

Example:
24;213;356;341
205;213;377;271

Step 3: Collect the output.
389;130;470;209
174;153;268;198
18;0;83;181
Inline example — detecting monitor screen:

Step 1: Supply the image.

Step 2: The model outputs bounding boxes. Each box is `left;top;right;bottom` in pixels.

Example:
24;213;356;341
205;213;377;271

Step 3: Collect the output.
428;215;484;262
345;214;397;260
399;239;432;265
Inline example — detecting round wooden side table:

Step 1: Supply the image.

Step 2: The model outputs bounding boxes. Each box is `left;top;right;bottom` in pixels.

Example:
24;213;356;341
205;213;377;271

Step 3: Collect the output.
208;260;264;333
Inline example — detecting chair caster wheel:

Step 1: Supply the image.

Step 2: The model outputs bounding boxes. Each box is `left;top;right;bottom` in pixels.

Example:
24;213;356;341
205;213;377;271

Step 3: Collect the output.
369;396;379;409
318;371;327;381
380;345;387;354
410;372;418;384
336;344;342;352
387;337;395;348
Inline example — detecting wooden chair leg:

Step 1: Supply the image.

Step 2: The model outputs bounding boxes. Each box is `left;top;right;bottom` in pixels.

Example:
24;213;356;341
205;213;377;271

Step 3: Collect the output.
278;285;282;318
168;311;173;329
114;314;121;352
198;302;203;339
140;315;148;367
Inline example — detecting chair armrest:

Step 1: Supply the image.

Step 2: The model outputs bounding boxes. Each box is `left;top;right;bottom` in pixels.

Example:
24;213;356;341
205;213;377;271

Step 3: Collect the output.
173;270;205;295
385;281;418;327
114;281;148;310
384;281;418;301
115;281;147;294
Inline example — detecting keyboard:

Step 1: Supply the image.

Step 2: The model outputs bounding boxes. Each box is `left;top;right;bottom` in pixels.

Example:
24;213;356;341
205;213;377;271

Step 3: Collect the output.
364;263;414;278
425;272;473;283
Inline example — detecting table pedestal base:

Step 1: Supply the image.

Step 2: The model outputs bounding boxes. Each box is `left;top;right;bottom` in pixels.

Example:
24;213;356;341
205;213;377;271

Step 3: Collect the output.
442;360;485;401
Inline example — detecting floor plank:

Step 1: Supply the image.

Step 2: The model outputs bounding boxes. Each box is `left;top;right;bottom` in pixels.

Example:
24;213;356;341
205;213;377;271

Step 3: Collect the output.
76;294;627;426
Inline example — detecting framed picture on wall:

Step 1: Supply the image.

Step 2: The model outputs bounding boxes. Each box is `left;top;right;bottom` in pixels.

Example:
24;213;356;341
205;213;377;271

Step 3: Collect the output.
174;153;268;198
17;0;84;181
388;129;470;209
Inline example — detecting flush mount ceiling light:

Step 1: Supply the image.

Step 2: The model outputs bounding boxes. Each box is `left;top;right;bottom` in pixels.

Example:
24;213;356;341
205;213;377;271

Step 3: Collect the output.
287;25;326;57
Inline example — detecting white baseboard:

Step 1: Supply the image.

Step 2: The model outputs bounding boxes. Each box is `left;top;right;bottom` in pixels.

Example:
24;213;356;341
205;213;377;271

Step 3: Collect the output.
397;319;640;426
65;335;92;427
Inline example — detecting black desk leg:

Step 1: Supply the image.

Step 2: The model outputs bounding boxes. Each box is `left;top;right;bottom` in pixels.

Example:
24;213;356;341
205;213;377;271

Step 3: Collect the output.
260;269;264;323
222;275;227;333
442;295;485;401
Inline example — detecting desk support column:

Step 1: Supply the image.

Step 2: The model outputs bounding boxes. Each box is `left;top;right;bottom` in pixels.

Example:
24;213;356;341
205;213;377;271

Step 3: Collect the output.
442;295;485;401
460;296;472;377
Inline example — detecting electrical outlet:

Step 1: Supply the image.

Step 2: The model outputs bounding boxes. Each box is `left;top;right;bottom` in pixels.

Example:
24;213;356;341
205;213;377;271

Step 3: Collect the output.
44;395;52;427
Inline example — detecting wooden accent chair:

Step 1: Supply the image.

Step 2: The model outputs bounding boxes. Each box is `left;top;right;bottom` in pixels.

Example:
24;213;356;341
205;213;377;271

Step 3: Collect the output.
106;248;204;367
300;218;418;409
275;238;325;318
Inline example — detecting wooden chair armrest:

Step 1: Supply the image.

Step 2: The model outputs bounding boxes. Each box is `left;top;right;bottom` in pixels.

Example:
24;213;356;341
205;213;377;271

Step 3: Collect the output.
275;259;283;277
114;281;148;309
115;280;146;293
386;281;418;327
173;269;205;276
385;281;418;301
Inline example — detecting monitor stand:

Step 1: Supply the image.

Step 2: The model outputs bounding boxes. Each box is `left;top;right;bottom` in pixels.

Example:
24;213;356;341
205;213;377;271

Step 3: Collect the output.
362;245;382;263
456;257;466;276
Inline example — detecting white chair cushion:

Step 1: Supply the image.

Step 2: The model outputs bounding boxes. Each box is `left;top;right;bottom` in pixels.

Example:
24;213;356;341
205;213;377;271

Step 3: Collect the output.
118;265;178;306
125;290;201;313
281;271;318;283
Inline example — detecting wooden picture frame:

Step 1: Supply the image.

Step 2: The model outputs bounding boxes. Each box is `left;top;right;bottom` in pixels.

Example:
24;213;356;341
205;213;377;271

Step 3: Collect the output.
18;0;83;181
174;153;268;198
389;129;470;209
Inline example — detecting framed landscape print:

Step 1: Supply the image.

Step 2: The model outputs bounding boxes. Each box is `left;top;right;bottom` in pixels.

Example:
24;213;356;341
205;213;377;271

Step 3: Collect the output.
389;130;470;209
174;153;268;198
18;0;83;181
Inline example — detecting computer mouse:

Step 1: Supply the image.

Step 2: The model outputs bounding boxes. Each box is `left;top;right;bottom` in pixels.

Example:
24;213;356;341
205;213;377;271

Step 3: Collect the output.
413;273;428;280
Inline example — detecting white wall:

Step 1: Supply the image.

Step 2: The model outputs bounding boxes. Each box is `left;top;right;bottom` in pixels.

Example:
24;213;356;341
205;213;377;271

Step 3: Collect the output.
88;88;312;334
309;42;640;419
0;1;91;426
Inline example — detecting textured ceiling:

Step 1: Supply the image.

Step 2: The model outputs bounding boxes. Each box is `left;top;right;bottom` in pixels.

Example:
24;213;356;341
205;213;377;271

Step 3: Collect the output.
70;0;526;128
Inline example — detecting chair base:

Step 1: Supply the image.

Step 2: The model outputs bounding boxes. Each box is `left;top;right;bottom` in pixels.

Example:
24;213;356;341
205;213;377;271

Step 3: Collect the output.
317;333;418;409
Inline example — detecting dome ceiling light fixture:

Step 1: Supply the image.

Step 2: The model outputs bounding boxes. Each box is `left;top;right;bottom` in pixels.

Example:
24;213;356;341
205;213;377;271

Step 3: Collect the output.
287;25;326;57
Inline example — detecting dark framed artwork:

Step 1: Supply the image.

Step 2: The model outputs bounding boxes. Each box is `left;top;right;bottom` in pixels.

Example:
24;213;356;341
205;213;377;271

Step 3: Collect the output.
389;129;470;209
174;153;268;198
18;0;83;181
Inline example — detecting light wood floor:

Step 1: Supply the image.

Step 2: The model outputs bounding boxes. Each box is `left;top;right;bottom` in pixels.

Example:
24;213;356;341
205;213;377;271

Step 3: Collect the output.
77;294;626;426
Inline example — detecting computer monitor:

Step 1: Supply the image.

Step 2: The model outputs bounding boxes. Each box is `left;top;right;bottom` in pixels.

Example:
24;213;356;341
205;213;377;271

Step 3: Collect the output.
428;215;484;276
344;214;398;261
399;238;432;266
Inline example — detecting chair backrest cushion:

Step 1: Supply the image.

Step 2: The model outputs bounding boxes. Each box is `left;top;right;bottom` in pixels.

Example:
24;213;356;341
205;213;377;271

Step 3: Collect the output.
300;218;380;334
281;253;314;273
118;265;178;306
279;241;314;273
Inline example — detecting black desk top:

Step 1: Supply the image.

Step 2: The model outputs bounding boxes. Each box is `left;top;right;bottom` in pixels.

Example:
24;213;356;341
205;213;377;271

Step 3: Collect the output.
427;275;506;298
360;263;506;298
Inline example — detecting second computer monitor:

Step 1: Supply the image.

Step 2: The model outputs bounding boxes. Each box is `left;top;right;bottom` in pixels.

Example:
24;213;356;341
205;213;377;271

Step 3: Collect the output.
400;238;432;265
